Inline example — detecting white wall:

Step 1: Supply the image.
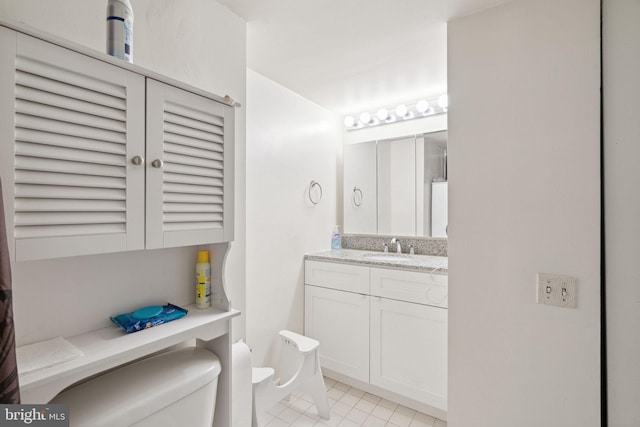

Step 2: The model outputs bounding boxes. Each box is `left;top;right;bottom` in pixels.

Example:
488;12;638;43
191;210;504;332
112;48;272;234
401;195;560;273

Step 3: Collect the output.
447;0;600;426
603;0;640;424
0;0;247;344
245;69;340;366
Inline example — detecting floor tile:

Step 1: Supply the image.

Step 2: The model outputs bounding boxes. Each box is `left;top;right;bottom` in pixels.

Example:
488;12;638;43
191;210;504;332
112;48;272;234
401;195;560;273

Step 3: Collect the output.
354;398;376;414
371;404;394;421
331;401;353;417
314;415;343;427
279;407;302;423
338;392;360;407
413;412;437;424
337;418;360;427
262;380;445;427
267;402;288;417
363;415;388;427
344;407;368;424
409;419;433;427
395;405;417;417
333;382;351;392
324;377;336;389
295;414;319;426
327;387;346;401
345;387;366;398
290;397;313;413
362;392;382;404
388;410;413;427
379;399;398;410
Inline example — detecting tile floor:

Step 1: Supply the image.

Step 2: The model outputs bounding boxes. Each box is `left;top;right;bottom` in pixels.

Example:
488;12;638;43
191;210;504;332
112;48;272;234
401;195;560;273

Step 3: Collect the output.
262;377;447;427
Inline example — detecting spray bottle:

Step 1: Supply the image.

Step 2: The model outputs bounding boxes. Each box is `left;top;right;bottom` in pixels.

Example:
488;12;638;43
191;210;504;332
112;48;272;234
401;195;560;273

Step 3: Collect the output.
196;250;211;309
106;0;134;63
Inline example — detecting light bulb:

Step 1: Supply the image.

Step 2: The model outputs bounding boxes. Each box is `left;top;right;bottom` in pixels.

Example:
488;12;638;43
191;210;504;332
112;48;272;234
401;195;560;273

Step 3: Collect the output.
344;116;356;128
395;104;408;118
416;100;431;114
438;94;449;109
359;112;372;125
377;108;389;121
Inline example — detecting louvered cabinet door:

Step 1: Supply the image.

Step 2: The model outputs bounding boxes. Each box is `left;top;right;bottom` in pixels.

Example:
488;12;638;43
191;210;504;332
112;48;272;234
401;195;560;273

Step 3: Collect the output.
10;34;146;261
146;79;234;249
0;28;16;260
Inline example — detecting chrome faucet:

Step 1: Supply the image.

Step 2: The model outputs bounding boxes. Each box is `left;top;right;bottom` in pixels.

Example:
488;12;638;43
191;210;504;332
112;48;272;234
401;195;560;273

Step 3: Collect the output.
390;237;402;254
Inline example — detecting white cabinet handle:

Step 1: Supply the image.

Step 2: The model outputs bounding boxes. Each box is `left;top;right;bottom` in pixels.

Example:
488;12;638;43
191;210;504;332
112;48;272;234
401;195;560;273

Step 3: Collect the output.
151;159;164;169
131;155;144;166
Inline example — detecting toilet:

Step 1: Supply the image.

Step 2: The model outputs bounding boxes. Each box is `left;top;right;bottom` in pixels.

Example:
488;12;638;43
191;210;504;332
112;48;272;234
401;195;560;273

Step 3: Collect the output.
50;347;221;426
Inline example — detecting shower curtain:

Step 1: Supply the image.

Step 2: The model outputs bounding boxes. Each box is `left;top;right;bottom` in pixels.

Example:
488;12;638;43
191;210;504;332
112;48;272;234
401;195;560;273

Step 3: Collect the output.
0;179;20;403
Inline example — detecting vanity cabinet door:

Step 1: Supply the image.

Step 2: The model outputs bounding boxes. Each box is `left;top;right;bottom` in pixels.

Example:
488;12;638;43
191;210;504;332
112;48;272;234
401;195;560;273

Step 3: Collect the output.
304;285;370;383
2;32;146;261
370;297;447;411
145;79;234;249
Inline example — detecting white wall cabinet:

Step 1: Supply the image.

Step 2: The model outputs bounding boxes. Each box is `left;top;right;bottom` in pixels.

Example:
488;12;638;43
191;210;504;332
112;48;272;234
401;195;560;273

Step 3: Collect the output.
304;260;447;414
0;29;234;261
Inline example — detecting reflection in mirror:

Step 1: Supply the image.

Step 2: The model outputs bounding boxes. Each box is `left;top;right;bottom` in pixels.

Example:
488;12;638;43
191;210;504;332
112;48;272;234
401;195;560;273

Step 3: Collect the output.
343;130;447;237
377;136;416;236
421;131;448;237
343;141;377;234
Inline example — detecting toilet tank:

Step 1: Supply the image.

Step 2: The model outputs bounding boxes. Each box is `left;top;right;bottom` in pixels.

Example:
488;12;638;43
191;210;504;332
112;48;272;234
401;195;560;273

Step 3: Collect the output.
50;347;221;427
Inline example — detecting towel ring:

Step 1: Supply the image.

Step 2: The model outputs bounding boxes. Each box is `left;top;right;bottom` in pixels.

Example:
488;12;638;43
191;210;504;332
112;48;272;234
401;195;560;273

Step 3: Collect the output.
309;180;323;205
352;187;363;207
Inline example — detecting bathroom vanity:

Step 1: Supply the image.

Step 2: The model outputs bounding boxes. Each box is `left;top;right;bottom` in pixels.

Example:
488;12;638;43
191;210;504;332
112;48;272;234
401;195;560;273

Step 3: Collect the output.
304;249;448;420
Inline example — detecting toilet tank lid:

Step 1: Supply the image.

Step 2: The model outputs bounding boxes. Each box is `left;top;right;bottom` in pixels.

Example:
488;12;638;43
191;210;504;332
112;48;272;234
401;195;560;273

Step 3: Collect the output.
50;347;221;425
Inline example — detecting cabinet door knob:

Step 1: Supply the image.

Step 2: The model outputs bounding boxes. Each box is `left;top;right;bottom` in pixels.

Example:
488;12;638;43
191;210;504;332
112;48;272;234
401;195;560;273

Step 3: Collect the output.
131;155;144;166
151;159;164;169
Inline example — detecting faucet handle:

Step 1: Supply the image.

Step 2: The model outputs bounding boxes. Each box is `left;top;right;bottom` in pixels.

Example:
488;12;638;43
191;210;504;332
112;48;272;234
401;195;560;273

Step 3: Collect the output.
383;243;389;253
409;245;415;255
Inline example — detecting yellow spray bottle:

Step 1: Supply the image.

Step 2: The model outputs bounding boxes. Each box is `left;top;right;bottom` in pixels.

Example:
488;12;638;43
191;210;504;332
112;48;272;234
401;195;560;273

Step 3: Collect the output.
196;250;211;309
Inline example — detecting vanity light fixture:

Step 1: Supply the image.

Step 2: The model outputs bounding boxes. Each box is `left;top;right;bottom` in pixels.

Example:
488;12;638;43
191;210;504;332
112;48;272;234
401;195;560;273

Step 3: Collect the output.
395;104;410;119
344;115;357;128
416;99;432;114
344;93;448;131
377;108;389;121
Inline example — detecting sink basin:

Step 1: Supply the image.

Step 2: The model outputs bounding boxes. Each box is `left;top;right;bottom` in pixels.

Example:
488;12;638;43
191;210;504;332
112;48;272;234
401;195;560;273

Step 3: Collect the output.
362;253;412;262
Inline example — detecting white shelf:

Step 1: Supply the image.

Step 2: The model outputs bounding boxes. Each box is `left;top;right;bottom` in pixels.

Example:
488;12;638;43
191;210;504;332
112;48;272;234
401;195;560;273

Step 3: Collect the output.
18;305;240;403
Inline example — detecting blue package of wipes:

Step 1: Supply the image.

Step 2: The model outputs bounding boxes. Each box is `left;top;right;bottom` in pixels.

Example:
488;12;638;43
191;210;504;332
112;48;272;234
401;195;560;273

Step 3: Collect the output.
110;303;188;333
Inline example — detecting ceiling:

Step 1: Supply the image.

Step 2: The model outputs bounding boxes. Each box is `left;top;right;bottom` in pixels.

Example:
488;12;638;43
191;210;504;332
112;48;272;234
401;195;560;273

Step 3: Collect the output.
217;0;509;115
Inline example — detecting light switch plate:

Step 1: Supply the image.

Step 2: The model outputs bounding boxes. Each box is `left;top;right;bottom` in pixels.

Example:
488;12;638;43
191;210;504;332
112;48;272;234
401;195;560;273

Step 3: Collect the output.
536;273;577;308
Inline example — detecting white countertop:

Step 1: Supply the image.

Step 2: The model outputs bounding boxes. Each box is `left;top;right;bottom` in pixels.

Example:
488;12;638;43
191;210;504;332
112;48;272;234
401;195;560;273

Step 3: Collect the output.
305;249;448;273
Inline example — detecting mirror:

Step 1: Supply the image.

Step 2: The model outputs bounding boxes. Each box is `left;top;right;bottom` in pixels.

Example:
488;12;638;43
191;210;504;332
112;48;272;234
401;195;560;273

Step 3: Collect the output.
343;130;447;237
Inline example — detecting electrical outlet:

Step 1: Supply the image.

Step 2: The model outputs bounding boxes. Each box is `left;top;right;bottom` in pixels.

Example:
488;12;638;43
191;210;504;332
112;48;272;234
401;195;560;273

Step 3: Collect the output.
536;273;577;308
